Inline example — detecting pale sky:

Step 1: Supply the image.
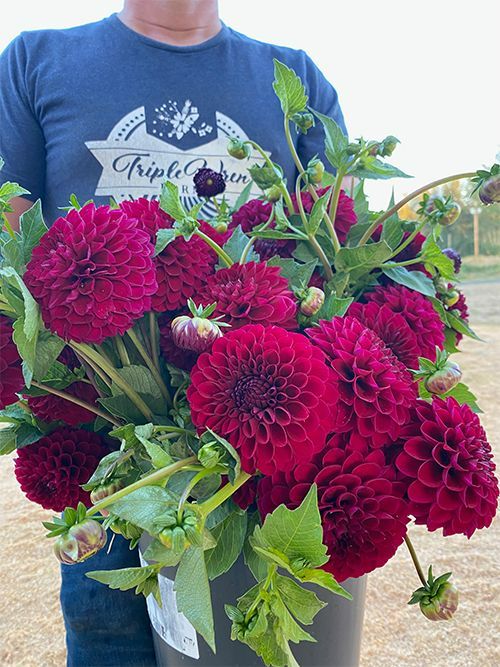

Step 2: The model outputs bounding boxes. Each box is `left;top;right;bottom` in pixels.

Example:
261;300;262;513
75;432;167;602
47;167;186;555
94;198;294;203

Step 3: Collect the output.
1;0;499;208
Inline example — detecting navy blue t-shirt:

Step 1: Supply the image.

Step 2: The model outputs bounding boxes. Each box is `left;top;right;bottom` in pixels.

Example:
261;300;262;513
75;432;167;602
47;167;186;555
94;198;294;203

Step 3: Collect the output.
0;14;346;225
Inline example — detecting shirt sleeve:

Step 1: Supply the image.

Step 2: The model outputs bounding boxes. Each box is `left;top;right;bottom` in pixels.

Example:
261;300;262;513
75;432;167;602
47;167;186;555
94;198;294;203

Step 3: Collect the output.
0;33;45;200
296;52;347;169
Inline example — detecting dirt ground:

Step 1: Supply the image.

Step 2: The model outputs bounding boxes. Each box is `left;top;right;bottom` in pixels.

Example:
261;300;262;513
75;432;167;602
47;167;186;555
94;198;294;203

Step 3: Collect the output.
1;281;499;667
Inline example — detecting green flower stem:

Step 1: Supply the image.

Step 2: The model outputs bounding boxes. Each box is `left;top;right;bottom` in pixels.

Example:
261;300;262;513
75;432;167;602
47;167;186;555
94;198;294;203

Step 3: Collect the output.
382;257;425;269
195;229;233;267
71;342;154;421
1;212;16;240
73;348;113;391
154;425;195;436
284;117;305;176
199;470;252;518
404;534;427;587
211;197;223;214
244;564;277;624
245;140;296;213
387;218;428;261
30;380;121;427
358;171;476;246
126;328;172;408
149;312;160;373
308;235;334;281
87;455;198;517
177;466;224;521
115;336;131;367
326;170;346;253
240;206;275;264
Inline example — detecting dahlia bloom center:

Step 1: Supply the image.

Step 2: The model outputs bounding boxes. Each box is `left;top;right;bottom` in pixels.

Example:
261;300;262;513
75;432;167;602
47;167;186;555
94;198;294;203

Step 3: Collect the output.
232;375;275;410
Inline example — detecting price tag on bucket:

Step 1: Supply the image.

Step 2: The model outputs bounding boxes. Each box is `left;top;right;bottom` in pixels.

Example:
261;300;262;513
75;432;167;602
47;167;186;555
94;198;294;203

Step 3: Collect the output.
140;553;200;659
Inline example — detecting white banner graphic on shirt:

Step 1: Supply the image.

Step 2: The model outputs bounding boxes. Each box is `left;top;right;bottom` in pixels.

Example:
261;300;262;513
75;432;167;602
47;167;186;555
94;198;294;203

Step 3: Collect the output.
86;105;266;213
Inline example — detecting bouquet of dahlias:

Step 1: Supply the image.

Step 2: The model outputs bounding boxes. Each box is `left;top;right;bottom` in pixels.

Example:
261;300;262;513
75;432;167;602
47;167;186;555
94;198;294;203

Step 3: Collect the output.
1;60;499;666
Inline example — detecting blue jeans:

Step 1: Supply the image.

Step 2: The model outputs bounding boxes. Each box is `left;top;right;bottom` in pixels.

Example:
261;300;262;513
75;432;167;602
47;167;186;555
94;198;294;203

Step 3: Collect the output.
60;534;156;666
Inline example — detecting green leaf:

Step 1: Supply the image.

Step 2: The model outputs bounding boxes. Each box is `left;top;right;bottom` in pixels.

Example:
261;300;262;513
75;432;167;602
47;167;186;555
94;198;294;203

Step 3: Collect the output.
155;228;178;255
381;267;436;297
159;181;187;222
351;158;411;180
200;428;241;484
113;366;164;413
421;239;455;280
0;181;30;207
418;381;481;412
307;294;353;324
295;567;351;599
443;327;460;354
307;190;330;236
0;426;18;455
447;311;480;341
312;110;348;170
252;485;328;568
274;574;326;625
205;498;238;530
266;257;317;290
134;424;172;469
205;510;247;580
32;332;65;381
175;546;215;652
248;164;282;190
221;225;259;264
81;451;122;490
19;200;47;265
109;486;177;534
334;240;392;272
99;394;144;423
233;182;253;212
269;592;315;644
86;565;157;592
142;539;183;567
273;59;308;117
381;214;404;250
244;512;268;582
352;181;372;226
1;237;24;273
15;421;43;448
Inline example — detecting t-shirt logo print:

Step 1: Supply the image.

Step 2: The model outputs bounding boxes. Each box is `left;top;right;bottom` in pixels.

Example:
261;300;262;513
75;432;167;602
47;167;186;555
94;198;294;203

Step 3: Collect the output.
152;100;214;140
85;102;266;215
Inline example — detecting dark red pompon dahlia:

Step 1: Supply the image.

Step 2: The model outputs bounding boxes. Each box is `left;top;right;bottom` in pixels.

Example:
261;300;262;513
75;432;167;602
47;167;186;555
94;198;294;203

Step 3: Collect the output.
193;168;226;197
258;447;409;581
14;427;109;511
307;317;416;451
24;204;157;344
187;324;337;475
365;284;445;361
196;261;297;330
119;196;173;241
290;188;357;244
0;315;24;409
396;397;498;537
230;199;295;260
27;382;99;426
348;302;421;369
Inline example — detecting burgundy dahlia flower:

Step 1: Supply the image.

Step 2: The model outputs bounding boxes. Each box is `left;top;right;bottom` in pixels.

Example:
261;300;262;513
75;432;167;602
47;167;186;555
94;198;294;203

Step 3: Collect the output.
14;427;109;511
27;382;99;426
24;204;157;344
0;315;24;409
348;302;421;368
193;168;226;198
187;324;337;475
158;313;200;372
258;447;409;581
307;317;416;451
290;187;357;244
196;261;297;330
365;284;445;361
119;196;173;241
396;397;498;537
230;199;295;260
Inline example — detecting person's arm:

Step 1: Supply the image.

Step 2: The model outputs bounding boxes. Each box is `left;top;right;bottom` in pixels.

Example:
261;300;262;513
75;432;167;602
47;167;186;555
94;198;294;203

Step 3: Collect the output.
3;196;35;232
0;33;46;234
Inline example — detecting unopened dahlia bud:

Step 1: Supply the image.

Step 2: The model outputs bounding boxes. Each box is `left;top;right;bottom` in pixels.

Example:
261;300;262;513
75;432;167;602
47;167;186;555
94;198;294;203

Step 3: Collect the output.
264;184;283;203
444;289;460;307
171;314;223;353
90;480;125;505
346;142;360;156
214;220;229;234
439;202;461;226
306;158;325;185
227;138;251;160
442;248;462;274
479;174;500;205
409;567;458;622
367;142;381;157
419;582;459;621
193;168;226;197
110;518;143;542
54;519;107;565
300;287;325;317
425;361;462;395
380;135;399;157
198;440;224;468
291;111;314;134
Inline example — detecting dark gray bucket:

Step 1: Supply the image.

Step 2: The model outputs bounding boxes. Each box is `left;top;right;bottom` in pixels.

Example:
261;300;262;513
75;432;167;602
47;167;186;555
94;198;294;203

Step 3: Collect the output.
140;540;366;667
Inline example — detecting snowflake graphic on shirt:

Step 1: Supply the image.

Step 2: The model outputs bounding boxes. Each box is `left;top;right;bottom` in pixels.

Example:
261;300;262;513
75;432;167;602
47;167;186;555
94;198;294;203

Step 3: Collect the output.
152;100;213;140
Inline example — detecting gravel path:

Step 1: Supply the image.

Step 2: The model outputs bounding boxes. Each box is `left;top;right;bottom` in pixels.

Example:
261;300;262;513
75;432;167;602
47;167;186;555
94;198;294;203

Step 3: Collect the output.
1;282;499;667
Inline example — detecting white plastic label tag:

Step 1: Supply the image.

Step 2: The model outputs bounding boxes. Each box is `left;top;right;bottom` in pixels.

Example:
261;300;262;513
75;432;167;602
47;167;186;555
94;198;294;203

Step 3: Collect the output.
140;553;199;659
